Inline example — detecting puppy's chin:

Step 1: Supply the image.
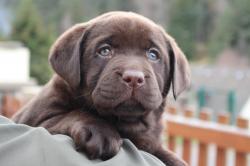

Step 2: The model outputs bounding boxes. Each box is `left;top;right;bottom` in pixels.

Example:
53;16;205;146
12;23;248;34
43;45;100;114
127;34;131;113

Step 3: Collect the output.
94;100;149;133
93;96;147;117
91;86;132;113
113;99;146;116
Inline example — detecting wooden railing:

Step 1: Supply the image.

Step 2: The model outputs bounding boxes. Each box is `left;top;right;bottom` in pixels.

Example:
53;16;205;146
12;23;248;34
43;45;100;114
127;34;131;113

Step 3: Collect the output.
165;106;250;166
0;94;22;118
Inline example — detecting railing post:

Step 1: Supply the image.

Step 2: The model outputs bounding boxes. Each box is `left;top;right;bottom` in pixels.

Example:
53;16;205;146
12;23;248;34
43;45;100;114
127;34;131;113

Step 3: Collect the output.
216;113;230;166
182;108;194;165
166;106;177;151
198;110;211;166
235;117;248;166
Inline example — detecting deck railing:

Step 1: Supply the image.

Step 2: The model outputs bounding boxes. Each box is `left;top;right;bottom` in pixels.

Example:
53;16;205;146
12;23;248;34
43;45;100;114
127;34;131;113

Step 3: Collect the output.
165;106;250;166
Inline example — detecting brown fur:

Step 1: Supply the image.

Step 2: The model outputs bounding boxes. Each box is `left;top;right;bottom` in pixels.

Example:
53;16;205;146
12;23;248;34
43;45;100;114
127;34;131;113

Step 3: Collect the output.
13;12;190;166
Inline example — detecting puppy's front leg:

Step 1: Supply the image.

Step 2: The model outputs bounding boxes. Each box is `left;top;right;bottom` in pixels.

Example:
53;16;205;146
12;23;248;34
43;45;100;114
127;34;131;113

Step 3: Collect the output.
39;110;122;160
154;148;188;166
131;136;187;166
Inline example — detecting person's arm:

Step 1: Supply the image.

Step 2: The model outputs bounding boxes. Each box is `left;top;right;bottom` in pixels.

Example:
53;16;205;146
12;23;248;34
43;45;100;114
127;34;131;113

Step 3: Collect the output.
0;115;164;166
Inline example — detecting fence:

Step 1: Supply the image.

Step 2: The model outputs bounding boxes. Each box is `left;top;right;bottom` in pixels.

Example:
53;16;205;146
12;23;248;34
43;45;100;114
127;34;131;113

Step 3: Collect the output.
165;106;250;166
0;94;22;118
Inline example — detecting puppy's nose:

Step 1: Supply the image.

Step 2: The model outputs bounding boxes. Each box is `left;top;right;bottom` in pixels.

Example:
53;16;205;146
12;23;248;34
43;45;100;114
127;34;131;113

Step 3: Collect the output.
122;70;145;88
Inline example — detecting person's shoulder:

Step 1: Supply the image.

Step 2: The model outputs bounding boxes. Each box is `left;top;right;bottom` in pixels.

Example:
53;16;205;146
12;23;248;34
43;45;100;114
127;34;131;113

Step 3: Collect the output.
0;115;15;124
0;116;164;166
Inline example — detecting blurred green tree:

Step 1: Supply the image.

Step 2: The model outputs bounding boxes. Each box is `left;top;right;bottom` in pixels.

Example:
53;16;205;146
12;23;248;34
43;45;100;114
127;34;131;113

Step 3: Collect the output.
11;0;54;84
167;0;214;60
209;0;250;58
167;0;199;60
0;33;5;40
35;0;137;34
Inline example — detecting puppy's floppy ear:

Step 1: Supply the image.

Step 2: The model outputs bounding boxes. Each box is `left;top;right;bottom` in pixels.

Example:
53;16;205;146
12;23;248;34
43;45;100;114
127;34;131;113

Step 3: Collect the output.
49;23;90;89
165;34;191;99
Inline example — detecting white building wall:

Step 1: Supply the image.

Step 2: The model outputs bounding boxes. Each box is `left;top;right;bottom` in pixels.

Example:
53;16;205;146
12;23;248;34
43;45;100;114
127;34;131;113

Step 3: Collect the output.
0;45;30;83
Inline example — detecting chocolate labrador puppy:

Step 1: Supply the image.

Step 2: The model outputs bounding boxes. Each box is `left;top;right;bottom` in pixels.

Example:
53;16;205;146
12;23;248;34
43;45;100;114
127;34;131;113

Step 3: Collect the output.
13;11;190;166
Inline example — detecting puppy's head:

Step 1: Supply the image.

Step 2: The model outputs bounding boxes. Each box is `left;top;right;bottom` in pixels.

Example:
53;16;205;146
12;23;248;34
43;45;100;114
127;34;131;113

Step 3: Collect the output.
49;11;190;120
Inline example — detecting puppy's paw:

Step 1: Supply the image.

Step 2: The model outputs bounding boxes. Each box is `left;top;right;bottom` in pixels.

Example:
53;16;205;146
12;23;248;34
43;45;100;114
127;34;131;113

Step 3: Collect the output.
73;122;122;160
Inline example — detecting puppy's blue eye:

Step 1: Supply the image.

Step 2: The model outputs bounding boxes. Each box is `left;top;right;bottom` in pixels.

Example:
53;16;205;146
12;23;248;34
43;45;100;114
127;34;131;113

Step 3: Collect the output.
97;44;112;58
146;48;160;61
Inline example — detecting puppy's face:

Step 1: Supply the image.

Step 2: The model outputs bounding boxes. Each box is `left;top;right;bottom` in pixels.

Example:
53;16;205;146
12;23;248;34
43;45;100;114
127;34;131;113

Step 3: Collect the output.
84;16;167;117
49;12;190;124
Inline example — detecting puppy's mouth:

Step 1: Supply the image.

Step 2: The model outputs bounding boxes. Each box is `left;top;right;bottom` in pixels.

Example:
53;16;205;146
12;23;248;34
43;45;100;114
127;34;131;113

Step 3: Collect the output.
118;117;139;123
93;87;161;111
95;96;147;116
